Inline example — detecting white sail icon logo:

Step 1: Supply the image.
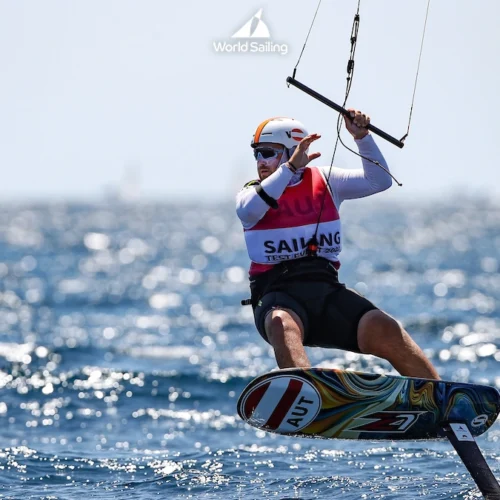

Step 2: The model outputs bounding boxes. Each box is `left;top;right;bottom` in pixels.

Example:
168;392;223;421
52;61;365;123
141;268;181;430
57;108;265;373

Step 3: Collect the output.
212;8;288;56
231;9;270;39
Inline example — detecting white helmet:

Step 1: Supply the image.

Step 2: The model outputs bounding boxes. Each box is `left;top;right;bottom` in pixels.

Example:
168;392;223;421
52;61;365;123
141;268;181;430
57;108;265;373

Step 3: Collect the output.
251;117;308;150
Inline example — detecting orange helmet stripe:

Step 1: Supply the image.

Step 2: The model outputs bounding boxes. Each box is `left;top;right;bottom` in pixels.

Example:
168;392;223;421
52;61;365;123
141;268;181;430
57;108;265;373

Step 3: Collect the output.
253;117;280;145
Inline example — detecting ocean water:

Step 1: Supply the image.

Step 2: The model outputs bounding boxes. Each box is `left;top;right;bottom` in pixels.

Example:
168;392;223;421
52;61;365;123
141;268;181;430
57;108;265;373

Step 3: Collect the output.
0;197;499;499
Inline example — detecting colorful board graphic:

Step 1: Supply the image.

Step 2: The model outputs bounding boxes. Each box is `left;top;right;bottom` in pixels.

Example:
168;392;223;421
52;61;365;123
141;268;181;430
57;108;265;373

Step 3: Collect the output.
237;369;500;440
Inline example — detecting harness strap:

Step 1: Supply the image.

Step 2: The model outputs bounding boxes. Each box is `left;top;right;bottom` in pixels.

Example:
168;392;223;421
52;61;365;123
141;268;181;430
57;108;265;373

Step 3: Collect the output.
244;257;339;308
255;184;278;209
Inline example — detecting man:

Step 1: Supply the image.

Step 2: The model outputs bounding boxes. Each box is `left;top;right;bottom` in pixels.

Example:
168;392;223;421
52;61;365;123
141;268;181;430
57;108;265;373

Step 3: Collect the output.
236;111;439;379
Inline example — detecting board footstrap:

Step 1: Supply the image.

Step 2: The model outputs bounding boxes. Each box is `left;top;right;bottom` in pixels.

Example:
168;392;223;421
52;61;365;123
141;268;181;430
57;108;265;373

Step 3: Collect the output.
442;422;500;499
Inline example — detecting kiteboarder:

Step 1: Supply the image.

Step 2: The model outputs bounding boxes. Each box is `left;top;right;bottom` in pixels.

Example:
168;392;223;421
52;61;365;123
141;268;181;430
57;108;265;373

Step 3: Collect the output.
236;111;439;380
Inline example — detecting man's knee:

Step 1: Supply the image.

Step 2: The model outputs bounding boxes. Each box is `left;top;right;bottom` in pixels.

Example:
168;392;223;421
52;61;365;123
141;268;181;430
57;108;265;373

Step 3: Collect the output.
264;308;304;345
357;309;406;358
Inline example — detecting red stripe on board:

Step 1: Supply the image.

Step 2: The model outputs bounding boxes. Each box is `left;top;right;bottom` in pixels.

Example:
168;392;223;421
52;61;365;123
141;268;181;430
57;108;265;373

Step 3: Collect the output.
244;382;270;418
264;379;303;430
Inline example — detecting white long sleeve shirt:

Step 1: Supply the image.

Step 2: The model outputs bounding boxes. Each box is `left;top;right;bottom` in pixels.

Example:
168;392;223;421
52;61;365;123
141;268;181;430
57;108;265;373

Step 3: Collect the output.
236;134;392;229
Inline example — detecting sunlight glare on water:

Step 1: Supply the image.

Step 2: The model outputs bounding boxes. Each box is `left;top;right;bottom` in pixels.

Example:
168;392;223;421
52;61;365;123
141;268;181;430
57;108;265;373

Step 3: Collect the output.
0;198;498;498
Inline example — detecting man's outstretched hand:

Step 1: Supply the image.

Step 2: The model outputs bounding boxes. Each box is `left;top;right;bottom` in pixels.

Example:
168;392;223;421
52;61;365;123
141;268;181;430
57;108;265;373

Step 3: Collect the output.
288;133;322;169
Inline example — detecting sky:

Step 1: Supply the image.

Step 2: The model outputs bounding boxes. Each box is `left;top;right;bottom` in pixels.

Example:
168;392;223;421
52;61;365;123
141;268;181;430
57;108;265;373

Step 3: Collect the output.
0;0;499;202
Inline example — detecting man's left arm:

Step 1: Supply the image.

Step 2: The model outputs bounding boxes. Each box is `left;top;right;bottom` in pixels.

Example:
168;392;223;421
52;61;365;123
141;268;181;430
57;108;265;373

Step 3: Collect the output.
322;111;392;206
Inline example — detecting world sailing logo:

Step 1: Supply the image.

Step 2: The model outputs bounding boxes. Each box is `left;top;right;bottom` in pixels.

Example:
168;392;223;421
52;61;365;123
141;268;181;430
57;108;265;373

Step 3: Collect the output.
231;8;270;39
213;9;288;56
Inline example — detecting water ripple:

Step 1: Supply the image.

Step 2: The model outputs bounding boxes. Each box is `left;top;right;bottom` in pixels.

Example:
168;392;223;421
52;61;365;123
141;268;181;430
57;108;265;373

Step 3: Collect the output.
0;199;499;497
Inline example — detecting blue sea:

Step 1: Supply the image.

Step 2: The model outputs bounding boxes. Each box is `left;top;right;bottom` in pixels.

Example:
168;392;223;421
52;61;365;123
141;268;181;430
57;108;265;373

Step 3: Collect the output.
0;196;499;499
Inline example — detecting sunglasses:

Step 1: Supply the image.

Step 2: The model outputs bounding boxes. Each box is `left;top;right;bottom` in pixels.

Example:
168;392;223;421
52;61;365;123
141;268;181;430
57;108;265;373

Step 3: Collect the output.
253;147;284;160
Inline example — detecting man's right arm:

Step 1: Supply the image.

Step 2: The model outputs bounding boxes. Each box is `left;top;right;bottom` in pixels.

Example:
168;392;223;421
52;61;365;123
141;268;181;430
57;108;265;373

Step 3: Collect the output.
236;164;294;229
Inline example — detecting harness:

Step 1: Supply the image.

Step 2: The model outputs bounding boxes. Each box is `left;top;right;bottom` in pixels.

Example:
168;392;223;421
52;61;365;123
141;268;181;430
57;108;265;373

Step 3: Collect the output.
241;256;340;307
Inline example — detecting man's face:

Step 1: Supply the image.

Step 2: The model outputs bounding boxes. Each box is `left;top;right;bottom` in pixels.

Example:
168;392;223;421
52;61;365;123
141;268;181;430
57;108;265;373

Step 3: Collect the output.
253;143;285;180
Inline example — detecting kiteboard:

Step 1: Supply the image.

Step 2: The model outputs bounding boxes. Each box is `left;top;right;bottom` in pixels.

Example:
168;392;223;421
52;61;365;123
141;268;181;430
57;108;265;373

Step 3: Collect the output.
238;368;500;497
238;368;500;440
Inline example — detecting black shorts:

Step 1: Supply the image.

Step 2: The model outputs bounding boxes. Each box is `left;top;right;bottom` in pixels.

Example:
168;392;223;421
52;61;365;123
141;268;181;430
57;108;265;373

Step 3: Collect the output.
250;257;378;352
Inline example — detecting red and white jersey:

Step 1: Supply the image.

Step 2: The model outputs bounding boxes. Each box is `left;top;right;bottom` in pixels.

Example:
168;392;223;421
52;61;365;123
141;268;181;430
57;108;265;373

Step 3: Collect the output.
236;134;392;277
244;167;341;275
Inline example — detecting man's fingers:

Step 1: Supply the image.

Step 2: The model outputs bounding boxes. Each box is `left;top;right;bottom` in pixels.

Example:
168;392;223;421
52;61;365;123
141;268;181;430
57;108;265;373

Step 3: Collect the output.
298;133;321;149
303;133;321;143
288;134;322;168
345;110;370;128
356;114;369;127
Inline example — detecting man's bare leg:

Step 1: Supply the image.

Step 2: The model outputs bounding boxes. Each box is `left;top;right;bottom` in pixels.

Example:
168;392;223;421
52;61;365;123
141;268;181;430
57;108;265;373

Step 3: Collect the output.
357;310;440;379
263;307;438;378
264;308;310;368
